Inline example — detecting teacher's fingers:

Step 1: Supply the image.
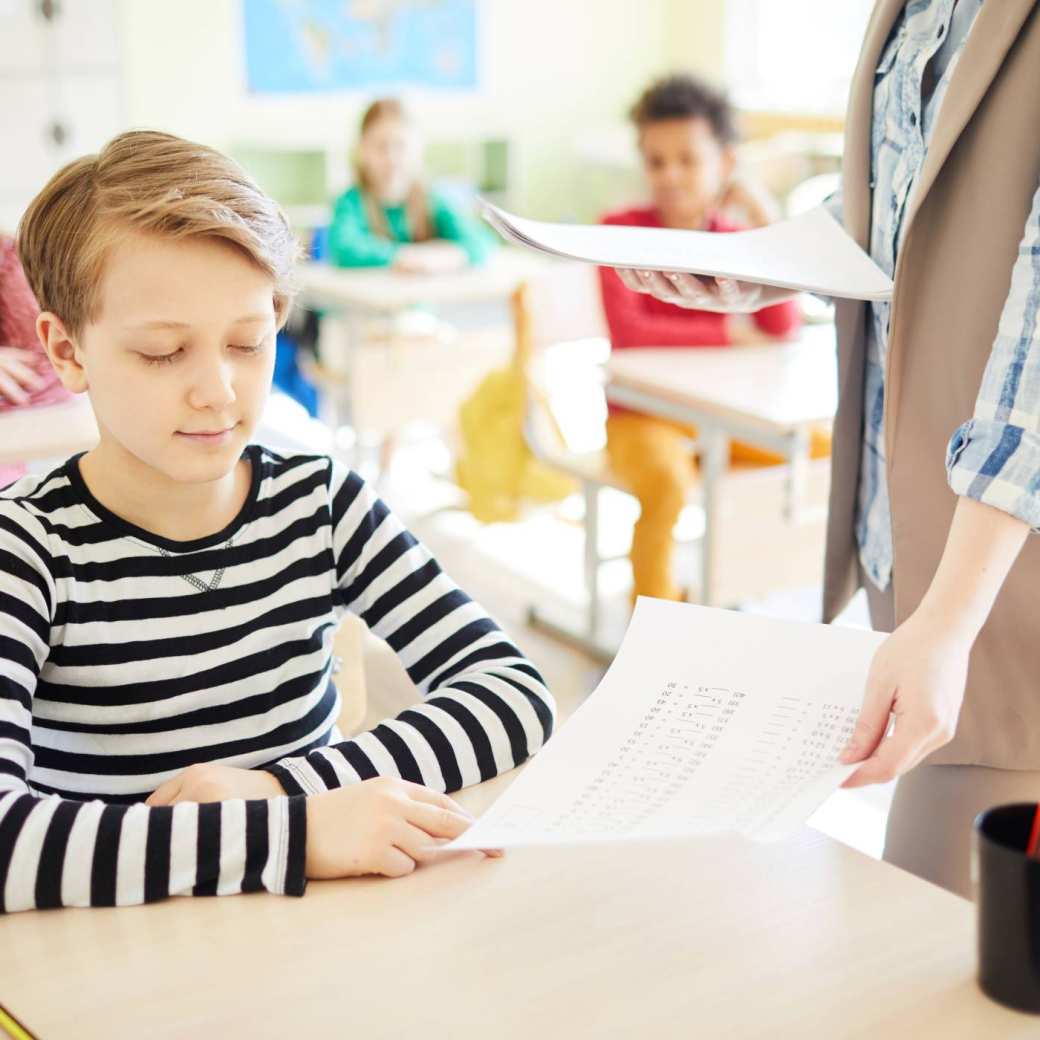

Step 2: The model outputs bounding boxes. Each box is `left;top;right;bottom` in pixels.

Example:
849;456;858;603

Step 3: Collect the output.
615;268;646;293
615;268;724;307
841;720;934;788
659;271;722;308
714;277;765;311
635;269;683;300
840;666;896;767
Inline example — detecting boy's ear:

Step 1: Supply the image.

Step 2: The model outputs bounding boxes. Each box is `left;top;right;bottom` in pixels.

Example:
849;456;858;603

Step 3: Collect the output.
37;312;88;394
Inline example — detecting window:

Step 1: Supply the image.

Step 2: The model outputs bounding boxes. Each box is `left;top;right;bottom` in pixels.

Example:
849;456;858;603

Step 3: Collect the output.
724;0;874;115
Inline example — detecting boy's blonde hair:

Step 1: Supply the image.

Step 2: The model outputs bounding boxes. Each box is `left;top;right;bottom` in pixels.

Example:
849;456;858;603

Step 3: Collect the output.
16;130;299;336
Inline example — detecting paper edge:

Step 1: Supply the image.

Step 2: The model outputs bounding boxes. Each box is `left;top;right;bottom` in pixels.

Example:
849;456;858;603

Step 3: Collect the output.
480;200;893;302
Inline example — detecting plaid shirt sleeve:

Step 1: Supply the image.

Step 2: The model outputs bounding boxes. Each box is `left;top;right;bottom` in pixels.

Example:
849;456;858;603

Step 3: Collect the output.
946;178;1040;528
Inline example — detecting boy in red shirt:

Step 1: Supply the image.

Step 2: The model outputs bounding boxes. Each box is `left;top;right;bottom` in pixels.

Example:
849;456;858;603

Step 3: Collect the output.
599;74;828;602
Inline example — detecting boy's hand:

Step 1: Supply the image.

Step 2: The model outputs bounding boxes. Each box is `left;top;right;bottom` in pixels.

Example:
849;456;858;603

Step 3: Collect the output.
146;769;503;872
146;763;285;805
305;776;500;879
718;177;780;229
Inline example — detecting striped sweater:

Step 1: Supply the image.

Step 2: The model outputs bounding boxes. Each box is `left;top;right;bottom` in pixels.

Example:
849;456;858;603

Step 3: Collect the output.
0;445;554;913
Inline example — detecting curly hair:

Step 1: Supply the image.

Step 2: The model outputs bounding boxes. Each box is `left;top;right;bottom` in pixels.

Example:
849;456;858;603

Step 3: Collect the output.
629;74;737;145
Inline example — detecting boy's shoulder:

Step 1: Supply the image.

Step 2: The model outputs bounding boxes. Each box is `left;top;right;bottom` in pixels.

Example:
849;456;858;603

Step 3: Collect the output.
600;204;661;229
250;445;379;531
0;462;73;563
0;460;73;513
250;443;364;498
252;443;335;480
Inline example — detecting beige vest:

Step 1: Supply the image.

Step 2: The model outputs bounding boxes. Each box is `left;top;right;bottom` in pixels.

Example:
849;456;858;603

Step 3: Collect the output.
824;0;1040;767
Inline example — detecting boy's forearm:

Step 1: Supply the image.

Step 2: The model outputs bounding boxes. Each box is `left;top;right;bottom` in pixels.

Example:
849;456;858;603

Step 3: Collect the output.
915;496;1029;641
0;788;307;913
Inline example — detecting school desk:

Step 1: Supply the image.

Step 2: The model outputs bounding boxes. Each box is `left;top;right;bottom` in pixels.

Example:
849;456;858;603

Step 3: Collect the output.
0;765;1034;1039
606;323;837;607
293;250;553;458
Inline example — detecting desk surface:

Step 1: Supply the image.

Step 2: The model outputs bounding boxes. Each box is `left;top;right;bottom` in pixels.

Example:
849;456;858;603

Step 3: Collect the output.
607;323;838;435
1;769;1033;1039
296;248;555;312
0;396;98;467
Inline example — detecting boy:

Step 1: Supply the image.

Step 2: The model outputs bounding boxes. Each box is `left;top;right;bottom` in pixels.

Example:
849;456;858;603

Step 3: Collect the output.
0;131;554;914
598;75;826;603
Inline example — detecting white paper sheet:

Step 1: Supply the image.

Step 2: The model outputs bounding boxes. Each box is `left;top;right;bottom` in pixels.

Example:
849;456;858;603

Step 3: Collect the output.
483;202;893;302
451;599;886;849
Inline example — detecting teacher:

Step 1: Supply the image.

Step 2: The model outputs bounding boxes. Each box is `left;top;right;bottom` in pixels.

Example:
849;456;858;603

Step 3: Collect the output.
619;0;1040;898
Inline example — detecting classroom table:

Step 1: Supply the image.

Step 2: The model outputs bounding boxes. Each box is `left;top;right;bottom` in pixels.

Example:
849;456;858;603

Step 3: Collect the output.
605;322;838;607
295;248;553;315
0;765;1034;1039
293;249;554;468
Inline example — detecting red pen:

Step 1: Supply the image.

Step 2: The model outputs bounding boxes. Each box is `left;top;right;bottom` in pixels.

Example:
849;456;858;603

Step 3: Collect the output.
1026;804;1040;858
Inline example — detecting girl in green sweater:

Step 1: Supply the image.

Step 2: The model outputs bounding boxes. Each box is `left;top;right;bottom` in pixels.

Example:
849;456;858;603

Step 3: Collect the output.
328;98;494;273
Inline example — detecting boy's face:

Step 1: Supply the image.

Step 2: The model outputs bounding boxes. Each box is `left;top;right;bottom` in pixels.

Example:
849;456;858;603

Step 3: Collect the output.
58;231;277;486
638;117;735;226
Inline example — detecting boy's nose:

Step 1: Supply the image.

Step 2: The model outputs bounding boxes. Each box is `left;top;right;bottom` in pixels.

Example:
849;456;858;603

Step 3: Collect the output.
189;362;237;410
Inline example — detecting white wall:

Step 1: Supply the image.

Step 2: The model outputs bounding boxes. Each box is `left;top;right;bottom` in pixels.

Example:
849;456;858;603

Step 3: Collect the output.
113;0;728;220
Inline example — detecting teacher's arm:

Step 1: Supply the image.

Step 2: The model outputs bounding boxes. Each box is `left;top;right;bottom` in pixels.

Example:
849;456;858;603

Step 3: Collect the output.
843;178;1040;786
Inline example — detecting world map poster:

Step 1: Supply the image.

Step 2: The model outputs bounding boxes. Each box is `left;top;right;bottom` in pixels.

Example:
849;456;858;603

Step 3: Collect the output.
243;0;478;92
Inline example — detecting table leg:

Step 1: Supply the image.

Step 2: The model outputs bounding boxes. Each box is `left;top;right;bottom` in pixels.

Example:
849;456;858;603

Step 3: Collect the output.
700;429;729;606
784;428;811;523
584;480;601;639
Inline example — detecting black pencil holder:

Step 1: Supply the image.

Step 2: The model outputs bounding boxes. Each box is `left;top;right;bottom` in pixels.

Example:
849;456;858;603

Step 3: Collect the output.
975;803;1040;1013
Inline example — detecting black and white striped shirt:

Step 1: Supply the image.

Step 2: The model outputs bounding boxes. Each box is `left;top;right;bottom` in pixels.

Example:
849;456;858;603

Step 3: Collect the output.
0;446;554;913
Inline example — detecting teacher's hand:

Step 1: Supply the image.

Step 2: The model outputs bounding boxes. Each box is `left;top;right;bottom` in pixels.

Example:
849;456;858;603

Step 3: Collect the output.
840;610;971;787
614;269;795;313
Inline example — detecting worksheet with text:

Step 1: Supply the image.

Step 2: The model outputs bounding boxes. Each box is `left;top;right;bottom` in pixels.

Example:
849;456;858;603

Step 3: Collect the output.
451;599;885;849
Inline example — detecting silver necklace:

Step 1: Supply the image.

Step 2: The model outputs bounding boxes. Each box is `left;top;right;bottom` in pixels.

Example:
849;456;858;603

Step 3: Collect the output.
158;533;235;593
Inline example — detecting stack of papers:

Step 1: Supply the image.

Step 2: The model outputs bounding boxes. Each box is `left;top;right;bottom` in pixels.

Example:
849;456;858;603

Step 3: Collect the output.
451;599;885;849
483;202;893;302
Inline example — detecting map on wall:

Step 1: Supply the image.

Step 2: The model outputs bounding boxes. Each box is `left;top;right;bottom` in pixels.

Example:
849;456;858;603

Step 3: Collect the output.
243;0;478;92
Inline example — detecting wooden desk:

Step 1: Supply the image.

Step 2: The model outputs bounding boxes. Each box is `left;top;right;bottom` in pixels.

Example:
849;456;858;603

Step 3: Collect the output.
606;324;837;605
0;768;1033;1039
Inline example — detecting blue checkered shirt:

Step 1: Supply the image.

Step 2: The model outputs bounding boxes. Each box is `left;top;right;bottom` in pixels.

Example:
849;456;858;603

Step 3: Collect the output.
827;0;1040;590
